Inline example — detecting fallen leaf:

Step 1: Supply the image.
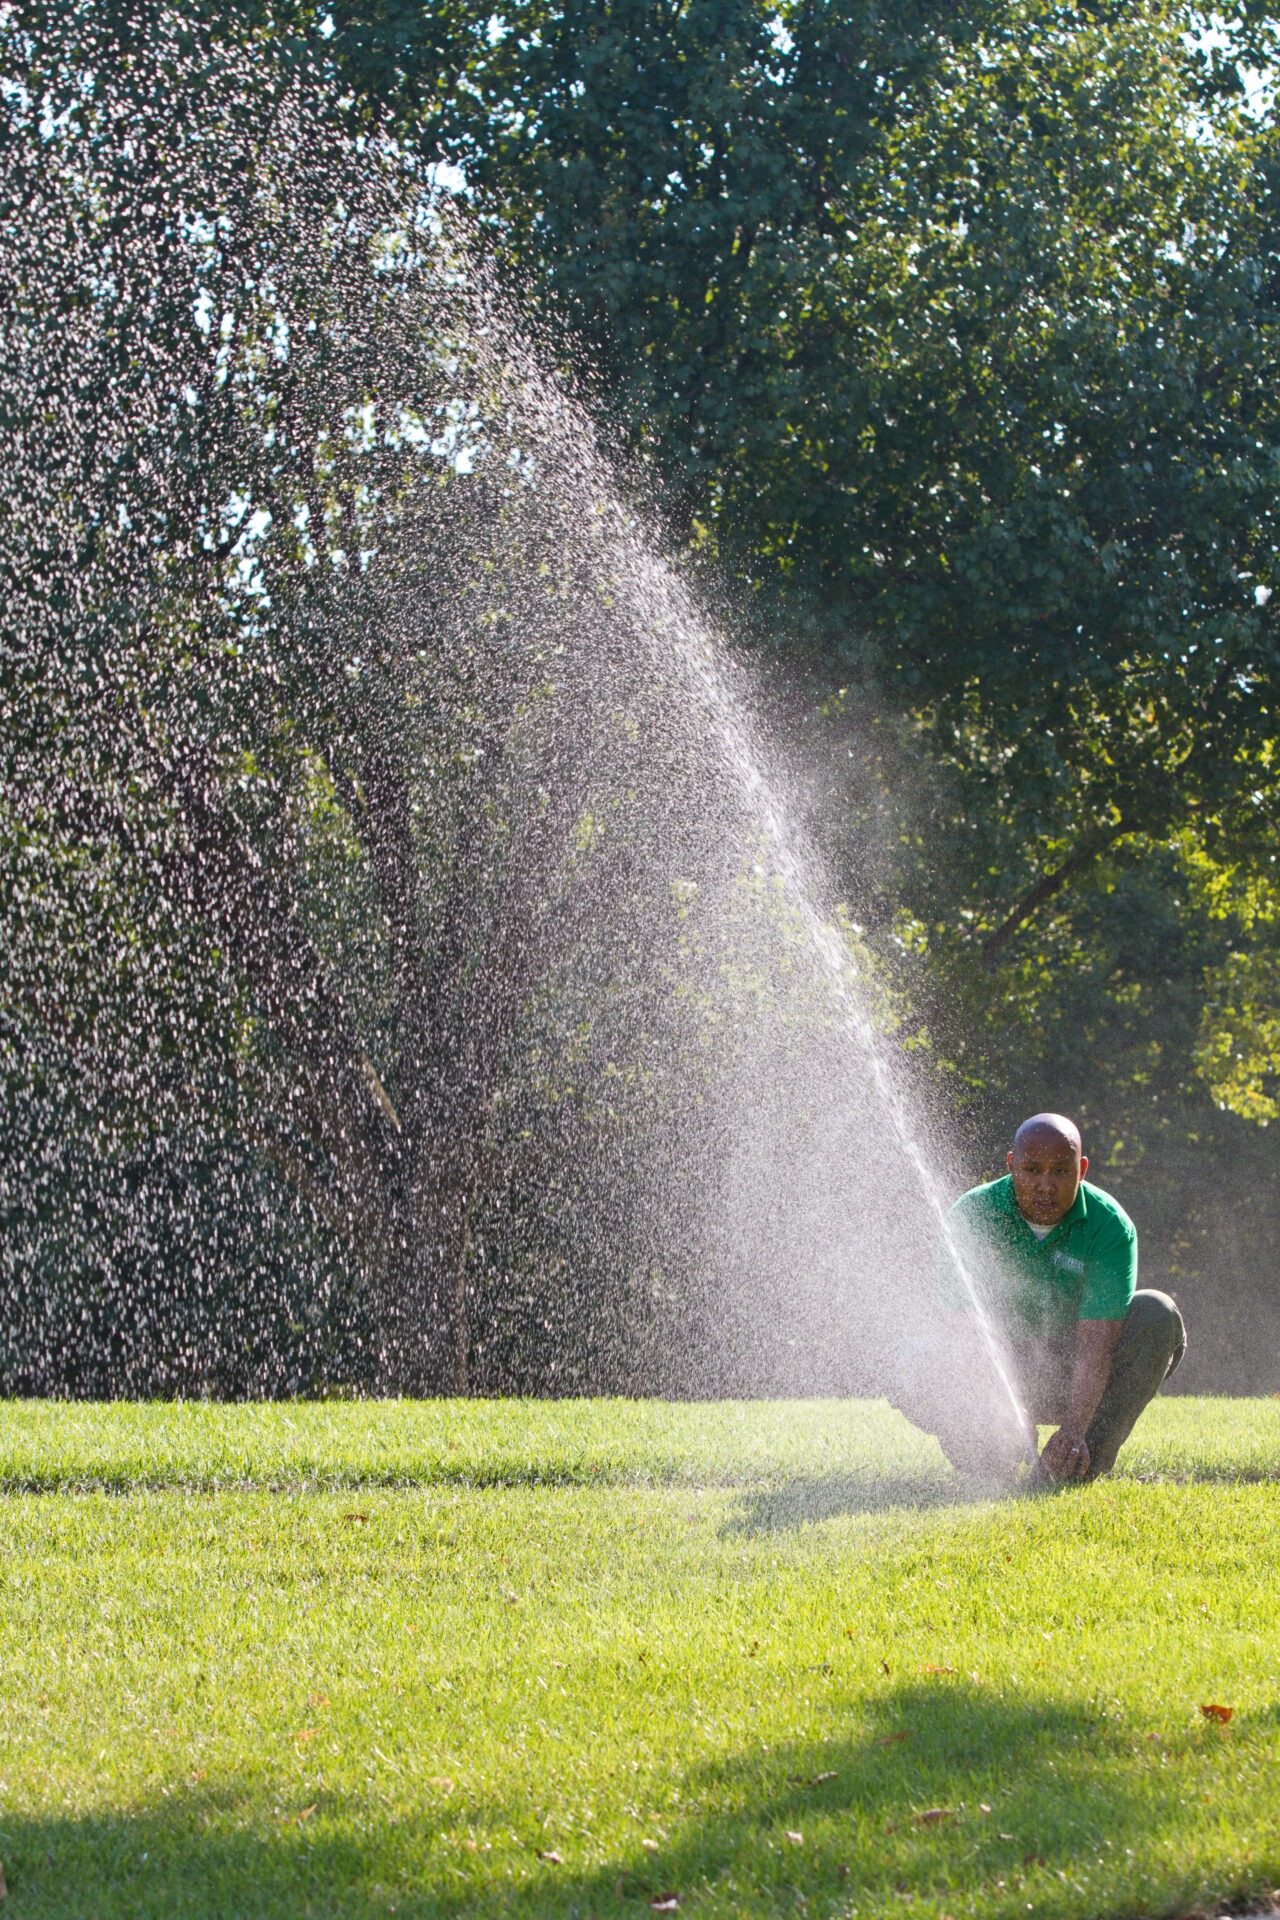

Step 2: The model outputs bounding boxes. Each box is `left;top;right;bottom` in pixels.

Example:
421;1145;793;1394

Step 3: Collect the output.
642;1839;659;1852
427;1776;455;1794
1022;1854;1046;1869
537;1849;563;1865
308;1693;330;1710
881;1659;891;1676
1201;1703;1234;1723
844;1627;856;1639
651;1899;680;1913
807;1771;837;1786
297;1804;317;1823
343;1512;369;1525
880;1730;914;1745
294;1729;318;1744
912;1808;955;1826
785;1830;804;1845
921;1665;956;1675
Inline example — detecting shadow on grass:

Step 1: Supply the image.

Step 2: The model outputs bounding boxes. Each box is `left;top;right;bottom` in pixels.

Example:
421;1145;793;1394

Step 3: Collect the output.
724;1469;968;1532
0;1465;685;1494
4;1457;1277;1501
4;1683;1274;1919
0;1460;862;1495
725;1460;1280;1536
1110;1467;1280;1488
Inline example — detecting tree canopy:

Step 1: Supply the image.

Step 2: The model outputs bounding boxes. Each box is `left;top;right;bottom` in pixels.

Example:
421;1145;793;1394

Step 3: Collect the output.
6;0;1280;1390
311;0;1280;1370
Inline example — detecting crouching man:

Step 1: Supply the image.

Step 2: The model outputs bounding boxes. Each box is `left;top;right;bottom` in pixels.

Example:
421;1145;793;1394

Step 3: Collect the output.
892;1112;1186;1484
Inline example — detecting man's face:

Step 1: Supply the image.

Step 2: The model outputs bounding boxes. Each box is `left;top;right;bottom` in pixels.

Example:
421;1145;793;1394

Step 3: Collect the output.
1007;1132;1086;1228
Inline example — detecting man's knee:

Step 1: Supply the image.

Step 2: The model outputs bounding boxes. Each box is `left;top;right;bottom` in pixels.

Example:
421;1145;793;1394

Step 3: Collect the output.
888;1332;953;1423
1119;1289;1186;1380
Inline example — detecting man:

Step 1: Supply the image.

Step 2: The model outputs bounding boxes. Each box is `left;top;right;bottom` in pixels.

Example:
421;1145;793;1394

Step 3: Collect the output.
893;1113;1186;1484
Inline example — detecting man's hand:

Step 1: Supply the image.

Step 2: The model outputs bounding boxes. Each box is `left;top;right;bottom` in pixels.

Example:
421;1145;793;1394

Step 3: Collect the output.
1039;1424;1090;1481
1038;1319;1124;1482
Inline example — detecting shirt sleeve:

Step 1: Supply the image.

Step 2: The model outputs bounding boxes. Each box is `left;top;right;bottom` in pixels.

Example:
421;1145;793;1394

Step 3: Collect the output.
1079;1213;1137;1320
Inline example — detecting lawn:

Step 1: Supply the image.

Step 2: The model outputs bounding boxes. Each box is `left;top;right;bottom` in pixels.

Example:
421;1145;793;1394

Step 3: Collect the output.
0;1396;1277;1919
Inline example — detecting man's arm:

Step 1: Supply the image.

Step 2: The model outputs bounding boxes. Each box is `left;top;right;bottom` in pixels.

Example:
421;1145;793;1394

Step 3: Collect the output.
1040;1318;1124;1480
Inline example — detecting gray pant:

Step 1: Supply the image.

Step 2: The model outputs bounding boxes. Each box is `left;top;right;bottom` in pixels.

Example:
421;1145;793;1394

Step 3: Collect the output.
890;1289;1187;1480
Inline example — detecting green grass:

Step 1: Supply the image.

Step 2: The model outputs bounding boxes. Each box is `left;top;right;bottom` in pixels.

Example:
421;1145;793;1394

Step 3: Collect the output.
1;1397;1278;1919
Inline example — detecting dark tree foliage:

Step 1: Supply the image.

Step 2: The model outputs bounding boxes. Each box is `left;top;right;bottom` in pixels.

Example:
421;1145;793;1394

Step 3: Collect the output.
327;0;1280;1384
1;3;765;1398
255;0;1280;941
9;0;1280;1392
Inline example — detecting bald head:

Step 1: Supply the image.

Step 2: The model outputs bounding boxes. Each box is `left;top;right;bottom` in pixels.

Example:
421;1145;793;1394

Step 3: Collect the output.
1013;1112;1082;1158
1007;1113;1087;1228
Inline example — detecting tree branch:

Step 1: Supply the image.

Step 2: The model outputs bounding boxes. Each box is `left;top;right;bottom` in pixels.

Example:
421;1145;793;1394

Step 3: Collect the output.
980;817;1134;966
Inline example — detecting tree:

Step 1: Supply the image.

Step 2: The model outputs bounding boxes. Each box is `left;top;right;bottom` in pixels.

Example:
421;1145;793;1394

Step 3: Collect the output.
13;0;1280;1392
312;0;1280;1382
265;0;1280;969
0;4;746;1394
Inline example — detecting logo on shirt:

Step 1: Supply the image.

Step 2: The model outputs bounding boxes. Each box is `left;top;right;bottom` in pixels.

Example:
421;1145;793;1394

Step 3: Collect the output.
1052;1252;1086;1274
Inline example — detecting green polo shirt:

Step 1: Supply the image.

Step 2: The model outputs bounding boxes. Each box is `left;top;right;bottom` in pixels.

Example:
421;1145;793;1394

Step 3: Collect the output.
937;1175;1136;1339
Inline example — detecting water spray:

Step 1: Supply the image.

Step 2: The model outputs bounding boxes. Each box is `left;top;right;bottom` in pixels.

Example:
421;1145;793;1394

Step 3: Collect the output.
662;623;1042;1474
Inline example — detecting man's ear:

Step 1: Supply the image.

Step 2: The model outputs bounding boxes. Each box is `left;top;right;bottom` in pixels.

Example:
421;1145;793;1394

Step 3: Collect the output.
1079;1154;1089;1177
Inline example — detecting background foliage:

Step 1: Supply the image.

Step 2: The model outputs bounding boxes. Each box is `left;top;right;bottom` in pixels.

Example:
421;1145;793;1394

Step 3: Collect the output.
405;0;1280;1390
6;0;1280;1391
